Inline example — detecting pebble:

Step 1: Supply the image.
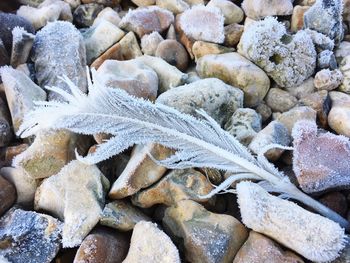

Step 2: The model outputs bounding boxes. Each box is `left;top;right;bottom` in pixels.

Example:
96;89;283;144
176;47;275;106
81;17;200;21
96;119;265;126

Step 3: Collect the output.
156;0;189;14
0;144;28;167
319;192;348;217
0;208;62;263
100;200;151;231
292;120;350;193
123;221;181;263
73;3;104;27
163;200;248;263
32;21;87;101
255;102;272;123
35;160;110;247
276;106;316;134
233;231;304;263
10;27;35;68
291;5;310;33
196;52;270;107
339;55;350;93
284;78;315;99
83;20;125;64
249;120;291;161
242;0;293;20
236;181;345;262
96;59;158;100
238;17;316;88
178;5;225;44
131;168;214;208
141;31;164;56
265;88;298;113
92;7;121;27
155;39;189;71
328;91;350;136
64;0;81;8
335;41;350;63
206;0;243;25
73;227;129;263
119;6;174;38
224;23;244;47
0;175;16;216
317;50;337;70
314;69;343;91
166;24;176;39
224;108;262;146
192;41;234;62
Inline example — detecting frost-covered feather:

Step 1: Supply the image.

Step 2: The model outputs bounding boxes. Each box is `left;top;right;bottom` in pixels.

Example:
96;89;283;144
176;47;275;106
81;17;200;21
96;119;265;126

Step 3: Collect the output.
17;70;350;230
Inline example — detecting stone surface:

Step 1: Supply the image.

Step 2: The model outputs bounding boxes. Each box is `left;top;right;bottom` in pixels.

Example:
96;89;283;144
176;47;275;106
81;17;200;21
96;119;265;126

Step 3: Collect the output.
0;66;46;133
249;120;291;161
163;200;248;263
92;7;121;26
207;0;243;25
319;192;348;217
131;0;155;7
224;23;244;47
156;0;189;14
304;28;335;52
196;52;270;107
224;108;262;146
155;39;189;71
10;27;35;68
35;160;110;247
192;41;233;62
132;168;214;208
0;97;12;147
0;208;62;263
73;227;129;263
335;41;350;63
233;231;304;263
237;181;345;262
238;17;316;88
32;21;87;101
328;91;350;136
123;221;181;263
119;6;174;38
0;39;9;66
285;78;315;99
317;50;337;70
0;175;16;216
339;55;350;93
242;0;293;20
100;200;151;231
291;5;309;32
276;106;316;134
83;20;125;64
265;88;298;113
292;120;350;193
314;69;343;91
73;3;104;27
0;144;28;167
255;102;272;123
141;31;164;56
96;59;158;100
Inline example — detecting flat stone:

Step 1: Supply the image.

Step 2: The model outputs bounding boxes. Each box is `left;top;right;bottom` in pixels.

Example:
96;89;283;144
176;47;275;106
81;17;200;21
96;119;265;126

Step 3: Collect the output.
163;200;248;263
10;27;35;68
328;91;350;136
0;175;16;216
242;0;293;20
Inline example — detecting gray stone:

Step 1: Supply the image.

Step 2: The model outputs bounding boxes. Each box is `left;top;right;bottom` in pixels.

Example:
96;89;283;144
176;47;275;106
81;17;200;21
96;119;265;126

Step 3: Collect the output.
317;50;337;70
242;0;293;20
73;3;104;27
265;88;298;113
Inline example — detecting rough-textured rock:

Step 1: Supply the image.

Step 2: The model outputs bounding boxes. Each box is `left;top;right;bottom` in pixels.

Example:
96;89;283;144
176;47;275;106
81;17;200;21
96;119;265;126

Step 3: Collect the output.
317;50;337;70
0;167;37;207
335;41;350;63
249;120;291;161
35;160;109;247
123;221;180;263
339;55;350;93
163;200;248;263
314;69;343;91
178;5;225;43
0;66;46;132
0;40;10;66
96;59;158;100
224;108;262;146
119;6;174;38
0;175;16;216
328;91;350;136
319;192;348;217
237;181;345;262
157;78;243;125
242;0;293;20
196;52;270;107
92;7;121;27
292;120;350;193
304;28;335;52
207;0;243;25
156;0;189;14
224;23;244;47
73;3;104;27
0;208;62;263
238;17;316;88
192;41;233;61
10;27;35;68
304;0;344;44
132;169;214;208
233;231;304;263
265;88;298;113
32;21;87;101
155;39;189;71
73;227;129;263
83;20;125;64
276;106;316;134
141;31;164;56
91;32;142;69
291;5;310;32
100;200;151;231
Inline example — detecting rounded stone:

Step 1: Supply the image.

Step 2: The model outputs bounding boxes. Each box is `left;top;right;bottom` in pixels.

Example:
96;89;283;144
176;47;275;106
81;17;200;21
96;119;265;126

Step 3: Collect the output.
155;39;189;71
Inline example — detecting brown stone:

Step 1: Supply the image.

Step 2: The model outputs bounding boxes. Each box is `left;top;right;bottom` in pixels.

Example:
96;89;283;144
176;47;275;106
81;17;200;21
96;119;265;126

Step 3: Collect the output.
155;39;189;71
0;175;16;216
0;143;28;167
224;23;244;47
192;41;234;61
175;13;195;59
291;5;310;32
319;192;348;217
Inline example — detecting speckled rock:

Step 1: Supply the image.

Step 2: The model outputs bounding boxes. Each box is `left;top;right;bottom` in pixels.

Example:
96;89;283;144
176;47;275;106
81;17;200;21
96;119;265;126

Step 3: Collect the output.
0;208;62;263
317;50;337;70
276;106;316;134
265;88;298;113
328;91;350;136
32;21;87;101
73;3;104;27
119;6;174;38
35;160;109;247
132;169;214;208
314;69;343;91
96;59;158;100
123;221;181;263
291;5;310;32
224;108;262;146
73;227;129;263
249;120;291;161
207;0;243;25
304;28;335;52
233;231;304;263
224;23;244;47
192;41;233;61
156;0;189;14
0;175;16;216
100;200;151;231
339;55;350;93
242;0;293;20
163;200;248;263
238;17;316;88
141;31;164;56
196;52;270;107
92;7;121;27
155;39;189;71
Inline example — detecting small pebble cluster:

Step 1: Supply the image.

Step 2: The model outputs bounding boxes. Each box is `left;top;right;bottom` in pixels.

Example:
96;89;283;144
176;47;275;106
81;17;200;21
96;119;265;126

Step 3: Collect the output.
1;0;350;262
